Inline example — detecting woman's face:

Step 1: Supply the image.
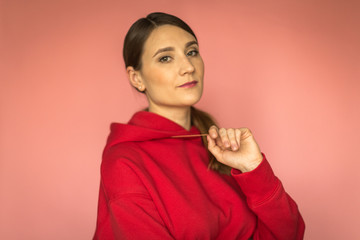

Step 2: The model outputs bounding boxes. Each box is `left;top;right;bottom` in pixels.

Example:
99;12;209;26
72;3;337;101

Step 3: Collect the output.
136;24;204;111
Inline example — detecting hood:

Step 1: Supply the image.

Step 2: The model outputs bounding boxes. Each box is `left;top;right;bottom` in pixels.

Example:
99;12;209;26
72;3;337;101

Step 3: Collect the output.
104;111;202;151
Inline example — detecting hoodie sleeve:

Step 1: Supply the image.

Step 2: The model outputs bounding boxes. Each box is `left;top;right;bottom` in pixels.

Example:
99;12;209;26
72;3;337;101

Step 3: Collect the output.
231;154;305;240
94;156;174;240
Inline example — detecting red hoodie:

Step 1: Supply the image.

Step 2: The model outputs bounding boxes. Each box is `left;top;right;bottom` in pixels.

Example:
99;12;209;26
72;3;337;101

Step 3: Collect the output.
94;111;305;239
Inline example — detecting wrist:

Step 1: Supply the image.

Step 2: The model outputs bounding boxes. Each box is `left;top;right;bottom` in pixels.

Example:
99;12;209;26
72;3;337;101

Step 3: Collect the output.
237;154;263;173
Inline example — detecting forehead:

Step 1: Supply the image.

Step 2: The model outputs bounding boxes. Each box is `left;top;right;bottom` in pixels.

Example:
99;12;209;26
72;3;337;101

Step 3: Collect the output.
143;25;196;54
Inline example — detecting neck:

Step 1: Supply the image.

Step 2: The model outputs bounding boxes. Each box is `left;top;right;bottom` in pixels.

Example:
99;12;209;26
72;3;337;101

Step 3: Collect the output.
148;105;192;131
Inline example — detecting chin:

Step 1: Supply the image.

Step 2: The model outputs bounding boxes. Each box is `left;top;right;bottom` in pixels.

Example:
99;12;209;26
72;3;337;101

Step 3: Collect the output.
181;93;203;106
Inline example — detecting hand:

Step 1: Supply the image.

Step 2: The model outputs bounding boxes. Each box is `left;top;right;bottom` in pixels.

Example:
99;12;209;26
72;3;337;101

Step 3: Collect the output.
207;126;263;173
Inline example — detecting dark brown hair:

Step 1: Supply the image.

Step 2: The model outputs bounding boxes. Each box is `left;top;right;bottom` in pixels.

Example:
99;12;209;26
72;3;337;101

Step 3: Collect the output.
123;12;231;174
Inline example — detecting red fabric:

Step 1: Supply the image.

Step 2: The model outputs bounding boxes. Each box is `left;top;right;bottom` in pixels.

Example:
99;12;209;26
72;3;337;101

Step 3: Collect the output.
94;111;305;239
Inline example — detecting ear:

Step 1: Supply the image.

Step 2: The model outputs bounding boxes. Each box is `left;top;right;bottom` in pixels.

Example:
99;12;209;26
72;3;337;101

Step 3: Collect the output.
127;66;145;92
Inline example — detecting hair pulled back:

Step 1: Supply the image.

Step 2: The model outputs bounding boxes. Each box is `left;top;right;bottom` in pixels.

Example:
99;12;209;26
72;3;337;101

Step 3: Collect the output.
123;12;231;174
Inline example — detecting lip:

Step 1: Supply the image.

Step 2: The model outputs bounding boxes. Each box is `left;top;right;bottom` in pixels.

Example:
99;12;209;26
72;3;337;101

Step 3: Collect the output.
178;80;198;88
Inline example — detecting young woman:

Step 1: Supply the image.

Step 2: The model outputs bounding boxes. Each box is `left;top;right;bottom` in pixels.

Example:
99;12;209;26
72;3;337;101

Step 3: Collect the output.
94;12;305;240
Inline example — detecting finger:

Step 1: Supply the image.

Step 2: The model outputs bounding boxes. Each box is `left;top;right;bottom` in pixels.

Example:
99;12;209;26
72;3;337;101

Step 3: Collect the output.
207;135;223;160
209;125;224;149
208;125;219;139
235;128;241;147
239;127;253;140
219;128;231;149
227;128;238;151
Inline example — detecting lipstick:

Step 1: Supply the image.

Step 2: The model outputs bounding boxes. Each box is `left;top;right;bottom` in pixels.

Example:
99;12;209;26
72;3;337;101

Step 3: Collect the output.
178;80;198;88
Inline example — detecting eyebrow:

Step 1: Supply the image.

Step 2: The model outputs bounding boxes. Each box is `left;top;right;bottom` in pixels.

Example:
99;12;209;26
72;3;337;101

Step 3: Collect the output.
152;41;198;58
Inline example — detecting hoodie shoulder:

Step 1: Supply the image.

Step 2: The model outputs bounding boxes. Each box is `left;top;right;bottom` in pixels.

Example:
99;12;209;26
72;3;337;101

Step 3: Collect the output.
103;111;201;152
102;140;143;168
100;141;148;200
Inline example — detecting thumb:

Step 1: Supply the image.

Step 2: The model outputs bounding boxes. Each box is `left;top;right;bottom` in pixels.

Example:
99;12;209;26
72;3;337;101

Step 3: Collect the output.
207;135;223;161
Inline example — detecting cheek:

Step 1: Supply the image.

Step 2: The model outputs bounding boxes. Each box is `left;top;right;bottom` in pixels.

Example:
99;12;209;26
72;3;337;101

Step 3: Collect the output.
196;58;205;76
152;68;174;86
143;66;175;94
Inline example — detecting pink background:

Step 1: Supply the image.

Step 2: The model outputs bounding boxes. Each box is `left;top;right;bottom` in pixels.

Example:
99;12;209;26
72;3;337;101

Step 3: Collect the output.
1;0;359;239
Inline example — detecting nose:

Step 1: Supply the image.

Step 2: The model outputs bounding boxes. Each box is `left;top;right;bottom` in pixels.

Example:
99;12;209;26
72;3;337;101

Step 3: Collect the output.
179;56;195;75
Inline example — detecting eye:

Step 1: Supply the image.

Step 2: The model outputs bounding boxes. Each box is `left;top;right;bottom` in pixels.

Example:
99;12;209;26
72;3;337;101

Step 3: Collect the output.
187;50;199;57
159;56;172;63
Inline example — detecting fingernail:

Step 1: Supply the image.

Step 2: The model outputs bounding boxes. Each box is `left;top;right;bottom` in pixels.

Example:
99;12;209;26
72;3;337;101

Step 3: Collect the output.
232;144;237;150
